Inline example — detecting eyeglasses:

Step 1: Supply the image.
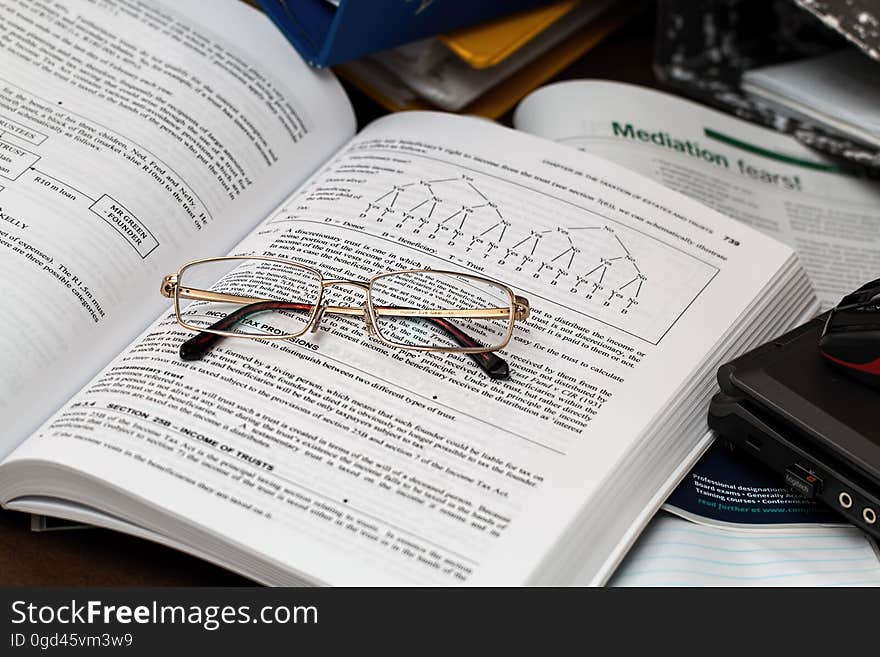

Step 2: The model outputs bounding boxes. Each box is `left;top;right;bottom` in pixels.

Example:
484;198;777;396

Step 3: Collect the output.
161;256;530;379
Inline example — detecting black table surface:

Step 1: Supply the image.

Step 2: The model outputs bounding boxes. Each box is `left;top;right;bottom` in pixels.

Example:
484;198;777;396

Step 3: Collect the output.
0;6;658;586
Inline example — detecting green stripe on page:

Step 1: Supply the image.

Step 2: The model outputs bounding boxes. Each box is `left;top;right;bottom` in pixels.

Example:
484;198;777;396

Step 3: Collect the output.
703;127;844;173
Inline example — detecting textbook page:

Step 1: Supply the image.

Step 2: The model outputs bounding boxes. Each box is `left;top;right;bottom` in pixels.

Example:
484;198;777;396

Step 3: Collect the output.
514;80;880;308
611;514;880;587
2;112;796;585
0;0;355;456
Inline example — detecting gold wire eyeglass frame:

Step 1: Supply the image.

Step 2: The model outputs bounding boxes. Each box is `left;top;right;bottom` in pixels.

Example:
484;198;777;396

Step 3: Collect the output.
161;255;530;354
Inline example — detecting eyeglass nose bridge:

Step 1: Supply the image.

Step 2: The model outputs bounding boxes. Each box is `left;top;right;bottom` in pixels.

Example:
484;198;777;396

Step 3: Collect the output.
321;279;370;291
362;308;378;336
309;302;329;333
308;279;373;334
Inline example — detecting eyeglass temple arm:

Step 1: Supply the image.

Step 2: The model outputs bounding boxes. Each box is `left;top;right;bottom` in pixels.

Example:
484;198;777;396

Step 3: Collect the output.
177;300;511;380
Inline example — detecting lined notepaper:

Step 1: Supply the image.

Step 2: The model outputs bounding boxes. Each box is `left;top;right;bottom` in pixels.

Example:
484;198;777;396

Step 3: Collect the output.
611;514;880;587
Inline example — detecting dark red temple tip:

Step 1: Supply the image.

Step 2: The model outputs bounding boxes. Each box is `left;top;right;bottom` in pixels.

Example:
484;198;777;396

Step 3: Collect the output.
179;331;222;360
473;351;509;380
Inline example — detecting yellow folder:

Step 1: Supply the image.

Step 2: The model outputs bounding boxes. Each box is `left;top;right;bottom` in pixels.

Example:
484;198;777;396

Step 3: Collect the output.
440;0;582;69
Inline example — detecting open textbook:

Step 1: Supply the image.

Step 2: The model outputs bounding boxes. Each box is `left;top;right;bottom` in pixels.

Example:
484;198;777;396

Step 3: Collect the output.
515;80;880;309
0;0;815;585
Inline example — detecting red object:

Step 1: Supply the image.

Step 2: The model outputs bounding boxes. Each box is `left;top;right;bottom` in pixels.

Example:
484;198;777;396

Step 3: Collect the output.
821;351;880;375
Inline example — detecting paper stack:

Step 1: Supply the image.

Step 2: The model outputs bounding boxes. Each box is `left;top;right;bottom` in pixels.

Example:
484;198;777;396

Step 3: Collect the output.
336;0;636;119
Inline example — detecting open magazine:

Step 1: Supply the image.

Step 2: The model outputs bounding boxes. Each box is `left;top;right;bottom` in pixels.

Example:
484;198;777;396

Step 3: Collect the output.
515;80;880;585
0;1;815;585
515;80;880;309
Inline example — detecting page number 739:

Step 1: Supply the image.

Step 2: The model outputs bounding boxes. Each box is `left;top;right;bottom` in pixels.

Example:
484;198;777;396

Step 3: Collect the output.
723;236;741;247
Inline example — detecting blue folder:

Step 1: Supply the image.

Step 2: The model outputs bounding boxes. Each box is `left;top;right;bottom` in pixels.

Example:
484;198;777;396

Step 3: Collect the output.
257;0;551;67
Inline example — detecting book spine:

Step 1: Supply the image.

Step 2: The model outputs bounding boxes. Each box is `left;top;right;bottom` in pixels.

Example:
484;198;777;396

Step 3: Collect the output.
258;0;552;67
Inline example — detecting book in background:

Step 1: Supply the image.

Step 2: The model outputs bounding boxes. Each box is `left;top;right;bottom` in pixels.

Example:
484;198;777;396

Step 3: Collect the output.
334;0;637;119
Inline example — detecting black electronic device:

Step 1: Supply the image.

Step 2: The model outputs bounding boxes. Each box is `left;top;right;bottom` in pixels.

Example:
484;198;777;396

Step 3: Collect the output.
708;313;880;540
819;277;880;389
